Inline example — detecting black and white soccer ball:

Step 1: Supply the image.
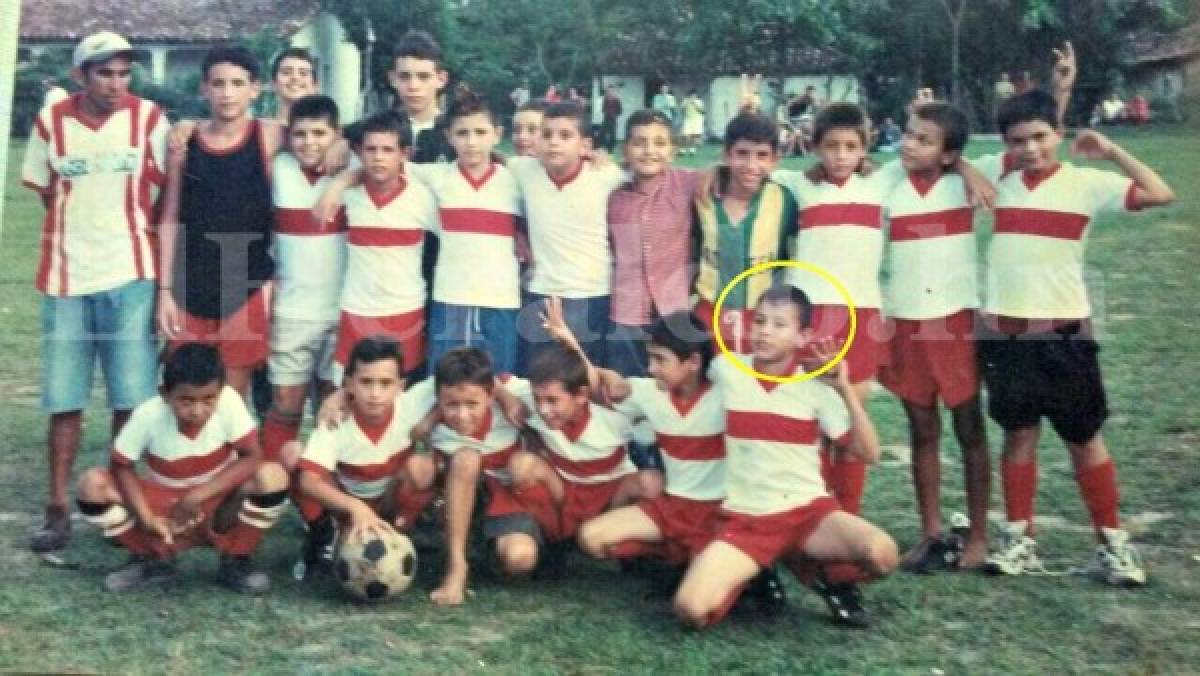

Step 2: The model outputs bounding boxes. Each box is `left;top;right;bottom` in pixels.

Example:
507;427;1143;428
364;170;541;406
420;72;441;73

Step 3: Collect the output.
333;526;417;602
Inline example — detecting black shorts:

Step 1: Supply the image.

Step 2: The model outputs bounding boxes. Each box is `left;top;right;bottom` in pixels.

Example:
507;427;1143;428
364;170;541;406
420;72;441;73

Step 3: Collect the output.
977;321;1108;444
482;513;542;546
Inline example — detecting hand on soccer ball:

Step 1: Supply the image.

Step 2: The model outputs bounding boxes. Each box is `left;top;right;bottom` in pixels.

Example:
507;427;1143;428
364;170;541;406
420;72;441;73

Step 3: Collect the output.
347;501;391;540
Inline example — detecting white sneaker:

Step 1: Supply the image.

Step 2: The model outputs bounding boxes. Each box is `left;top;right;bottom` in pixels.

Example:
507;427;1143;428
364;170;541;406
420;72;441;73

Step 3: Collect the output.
1087;527;1147;587
983;520;1045;576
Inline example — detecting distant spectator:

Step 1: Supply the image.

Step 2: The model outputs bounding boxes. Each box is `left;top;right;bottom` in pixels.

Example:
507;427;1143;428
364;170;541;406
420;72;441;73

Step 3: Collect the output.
1101;94;1126;124
599;84;623;153
510;81;531;110
993;72;1015;122
543;84;560;103
680;89;705;155
652;83;677;123
1128;94;1150;125
1014;70;1035;95
874;116;902;152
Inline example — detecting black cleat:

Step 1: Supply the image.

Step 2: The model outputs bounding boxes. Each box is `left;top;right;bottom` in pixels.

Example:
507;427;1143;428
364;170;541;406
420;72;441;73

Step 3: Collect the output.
31;505;71;553
293;515;336;581
738;566;788;617
901;535;962;575
217;554;271;595
812;575;870;629
533;541;572;581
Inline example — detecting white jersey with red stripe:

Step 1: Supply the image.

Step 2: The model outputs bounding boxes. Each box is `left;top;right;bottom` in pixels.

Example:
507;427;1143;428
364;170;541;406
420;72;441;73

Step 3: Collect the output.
973;155;1136;320
882;171;979;320
298;389;431;500
409;162;523;309
340;177;437;317
507;376;636;484
709;354;851;515
404;379;522;483
111;386;257;489
21;94;168;296
271;152;347;321
615;378;725;501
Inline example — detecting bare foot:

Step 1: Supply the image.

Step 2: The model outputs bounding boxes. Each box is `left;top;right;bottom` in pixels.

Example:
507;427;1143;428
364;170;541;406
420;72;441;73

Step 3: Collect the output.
430;565;469;607
959;539;989;570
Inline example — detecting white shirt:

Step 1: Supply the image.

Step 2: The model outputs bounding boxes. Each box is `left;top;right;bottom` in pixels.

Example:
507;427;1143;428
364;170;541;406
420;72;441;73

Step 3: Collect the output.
111;386;257;489
405;378;522;483
271;152;347;321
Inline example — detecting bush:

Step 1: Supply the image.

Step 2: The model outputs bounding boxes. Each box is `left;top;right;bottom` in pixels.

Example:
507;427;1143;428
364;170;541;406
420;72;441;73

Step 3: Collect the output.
11;49;74;138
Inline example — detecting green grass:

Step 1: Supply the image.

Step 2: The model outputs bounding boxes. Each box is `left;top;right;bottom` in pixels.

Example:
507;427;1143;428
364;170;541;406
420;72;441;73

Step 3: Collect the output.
2;132;1199;674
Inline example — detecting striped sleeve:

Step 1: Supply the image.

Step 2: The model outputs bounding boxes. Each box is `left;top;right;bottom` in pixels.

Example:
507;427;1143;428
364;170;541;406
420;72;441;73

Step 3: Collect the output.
299;425;339;475
21;111;52;192
111;401;156;466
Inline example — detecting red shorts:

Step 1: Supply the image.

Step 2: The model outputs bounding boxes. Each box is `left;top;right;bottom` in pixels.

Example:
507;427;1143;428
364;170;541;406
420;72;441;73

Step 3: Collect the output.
137;479;242;556
334;308;426;374
878;310;979;409
483;477;526;518
695;300;754;355
638;493;722;559
715;496;841;567
171;287;271;369
807;305;885;384
529;478;624;542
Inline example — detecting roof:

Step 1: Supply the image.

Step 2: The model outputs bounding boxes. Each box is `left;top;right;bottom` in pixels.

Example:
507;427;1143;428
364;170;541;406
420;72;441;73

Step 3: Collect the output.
1130;22;1200;64
19;0;320;43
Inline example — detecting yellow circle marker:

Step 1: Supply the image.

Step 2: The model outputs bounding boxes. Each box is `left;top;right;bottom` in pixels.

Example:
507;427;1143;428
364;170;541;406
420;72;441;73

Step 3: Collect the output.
711;260;856;384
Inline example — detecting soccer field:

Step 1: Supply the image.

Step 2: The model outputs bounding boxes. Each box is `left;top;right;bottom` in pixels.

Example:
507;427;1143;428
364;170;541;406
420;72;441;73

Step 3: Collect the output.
1;131;1198;674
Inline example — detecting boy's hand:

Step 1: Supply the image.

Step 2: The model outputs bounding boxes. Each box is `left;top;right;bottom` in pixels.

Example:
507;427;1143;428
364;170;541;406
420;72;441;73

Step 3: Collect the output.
496;389;530;429
804;337;851;392
168;493;205;535
141;514;175;545
1070;129;1117;161
963;171;997;210
540;297;582;353
587;148;613;169
156;292;183;340
1051;41;1077;95
410;408;442;445
168;120;197;156
317;388;351;429
347;501;390;540
319;139;352;175
312;191;342;226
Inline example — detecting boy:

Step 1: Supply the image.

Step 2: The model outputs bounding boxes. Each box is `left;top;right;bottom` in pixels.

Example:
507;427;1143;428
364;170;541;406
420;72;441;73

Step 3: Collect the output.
334;112;438;380
22;32;167;552
158;47;282;399
974;90;1174;585
878;101;990;570
508;102;625;371
75;344;289;593
258;95;347;468
693;111;797;356
387;30;455;164
673;286;897;629
271;48;319;123
512;100;546;158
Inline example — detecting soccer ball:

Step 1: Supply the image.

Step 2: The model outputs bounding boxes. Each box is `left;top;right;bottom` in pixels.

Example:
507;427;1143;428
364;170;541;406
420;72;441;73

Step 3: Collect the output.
333;526;417;602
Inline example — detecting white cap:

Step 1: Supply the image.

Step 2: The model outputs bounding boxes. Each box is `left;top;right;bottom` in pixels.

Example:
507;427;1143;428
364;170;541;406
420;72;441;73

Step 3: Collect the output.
73;32;134;69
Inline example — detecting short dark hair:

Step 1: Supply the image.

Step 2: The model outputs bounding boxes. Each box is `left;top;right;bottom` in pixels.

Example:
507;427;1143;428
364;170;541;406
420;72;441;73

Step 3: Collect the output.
543;101;591;138
271;47;318;81
289;94;339;130
624;109;673;140
516;100;548;116
393;30;444;70
352;110;413;150
434;347;495;391
344;335;405;378
813;102;869;145
757;285;813;328
163;343;224;392
201;46;260;81
649;312;714;374
446;83;497;126
911;101;969;155
724;111;777;150
997;90;1058;137
528;345;589;394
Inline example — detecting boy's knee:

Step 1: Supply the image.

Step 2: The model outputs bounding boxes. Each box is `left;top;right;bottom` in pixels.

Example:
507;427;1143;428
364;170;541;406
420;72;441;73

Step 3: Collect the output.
508;452;539;486
861;532;899;576
405;453;438;488
253;462;290;493
499;538;538;575
76;467;113;502
576;520;607;559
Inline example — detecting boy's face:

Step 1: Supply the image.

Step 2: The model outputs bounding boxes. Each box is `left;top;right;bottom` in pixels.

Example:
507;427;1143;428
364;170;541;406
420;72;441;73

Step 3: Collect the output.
447;112;500;169
73;55;133;114
201;62;261;122
1003;119;1062;173
751;300;810;363
437;383;492;438
344;359;404;421
358;131;406;185
646;345;696;392
388;56;447;117
512;110;543;157
288;117;339;170
166;380;222;431
532;381;588;431
901;116;955;173
274;57;317;104
816;127;866;182
723;140;778;196
624;122;674;179
539;117;588;174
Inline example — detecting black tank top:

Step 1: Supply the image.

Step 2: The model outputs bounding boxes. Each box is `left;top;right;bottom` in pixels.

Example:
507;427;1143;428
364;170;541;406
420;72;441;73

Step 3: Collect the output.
176;120;274;319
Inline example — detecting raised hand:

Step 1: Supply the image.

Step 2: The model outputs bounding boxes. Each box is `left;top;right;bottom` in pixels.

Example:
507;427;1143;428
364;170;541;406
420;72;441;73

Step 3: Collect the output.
1070;129;1116;161
1051;41;1077;94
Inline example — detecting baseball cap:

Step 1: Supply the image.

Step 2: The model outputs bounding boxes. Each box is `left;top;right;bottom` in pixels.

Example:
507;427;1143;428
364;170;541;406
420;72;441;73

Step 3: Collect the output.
73;32;134;69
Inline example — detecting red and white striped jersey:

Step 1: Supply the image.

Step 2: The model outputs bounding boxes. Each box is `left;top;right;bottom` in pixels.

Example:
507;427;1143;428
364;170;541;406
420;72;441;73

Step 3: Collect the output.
615;377;725;501
405;378;522;483
410;162;523;309
709;354;851;515
340;177;437;317
507;376;636;484
271;152;347;321
883;171;979;320
111;386;256;489
21;94;168;296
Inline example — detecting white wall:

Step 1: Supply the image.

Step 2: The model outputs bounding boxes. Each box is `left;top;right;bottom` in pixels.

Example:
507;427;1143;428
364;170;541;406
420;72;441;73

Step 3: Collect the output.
291;13;361;123
592;75;645;141
706;75;861;138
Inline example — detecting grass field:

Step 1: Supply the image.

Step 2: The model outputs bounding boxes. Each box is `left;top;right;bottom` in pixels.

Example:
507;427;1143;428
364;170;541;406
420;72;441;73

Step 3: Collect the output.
1;129;1198;675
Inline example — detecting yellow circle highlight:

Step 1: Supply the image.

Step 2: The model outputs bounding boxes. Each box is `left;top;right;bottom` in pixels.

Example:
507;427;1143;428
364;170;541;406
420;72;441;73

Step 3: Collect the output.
711;260;856;384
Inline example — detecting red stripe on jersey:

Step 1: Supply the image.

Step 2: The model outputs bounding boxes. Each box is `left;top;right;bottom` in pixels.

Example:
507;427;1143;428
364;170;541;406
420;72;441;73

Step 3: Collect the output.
143;106;165;185
55;181;71;294
35;177;58;292
146;444;235;480
726;410;819;444
34;116;50;142
889;207;974;242
658;433;725;461
52;105;66;157
799;203;882;230
337;454;404;482
277;207;347;235
21;179;48;195
109;449;134;467
994;208;1089;241
439;207;516;237
129;98;140;148
550;445;627;479
347;227;424;247
297;458;334;481
483;442;520;471
125;175;145;278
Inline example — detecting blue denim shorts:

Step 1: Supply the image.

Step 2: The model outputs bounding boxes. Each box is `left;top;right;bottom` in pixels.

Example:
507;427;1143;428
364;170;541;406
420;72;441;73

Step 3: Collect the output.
41;279;158;413
428;302;520;376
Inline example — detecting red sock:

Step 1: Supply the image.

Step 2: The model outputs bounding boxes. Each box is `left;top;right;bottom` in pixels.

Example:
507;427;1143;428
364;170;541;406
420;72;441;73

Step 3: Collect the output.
216;492;288;556
260;410;301;464
1076;460;1120;532
292;489;324;523
1001;457;1037;530
391;486;435;532
821;562;871;585
832;457;867;515
819;447;834;488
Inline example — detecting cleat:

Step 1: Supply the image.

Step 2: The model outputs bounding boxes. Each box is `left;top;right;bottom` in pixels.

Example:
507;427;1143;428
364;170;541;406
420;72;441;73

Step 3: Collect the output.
104;556;177;592
739;566;788;617
294;515;336;581
901;535;962;574
217;555;271;595
812;574;869;629
1086;527;1147;587
982;520;1045;576
31;505;71;553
